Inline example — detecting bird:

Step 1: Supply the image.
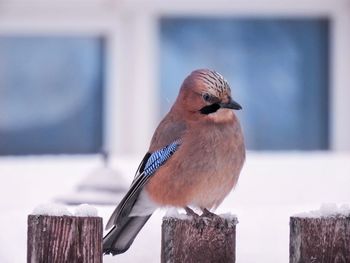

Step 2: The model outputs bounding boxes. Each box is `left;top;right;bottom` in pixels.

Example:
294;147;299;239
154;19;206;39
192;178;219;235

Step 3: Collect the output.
103;69;245;255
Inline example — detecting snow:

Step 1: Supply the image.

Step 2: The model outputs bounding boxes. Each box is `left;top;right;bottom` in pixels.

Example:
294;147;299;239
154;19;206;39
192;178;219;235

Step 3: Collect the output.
294;203;350;218
54;160;127;205
31;203;98;217
164;209;238;223
74;204;98;217
219;212;238;222
32;203;72;216
55;189;122;206
164;207;192;220
0;152;350;263
76;165;127;192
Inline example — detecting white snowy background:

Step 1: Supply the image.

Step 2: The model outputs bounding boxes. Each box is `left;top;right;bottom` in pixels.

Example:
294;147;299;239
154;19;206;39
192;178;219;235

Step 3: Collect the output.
0;152;349;263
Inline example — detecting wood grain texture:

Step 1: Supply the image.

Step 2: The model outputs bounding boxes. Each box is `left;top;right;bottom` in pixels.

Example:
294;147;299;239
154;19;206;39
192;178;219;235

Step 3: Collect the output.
290;216;350;263
161;215;238;263
27;215;103;263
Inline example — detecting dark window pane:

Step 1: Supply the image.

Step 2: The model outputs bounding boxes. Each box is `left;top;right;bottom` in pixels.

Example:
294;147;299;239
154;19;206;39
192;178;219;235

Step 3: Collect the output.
160;18;329;150
0;36;104;155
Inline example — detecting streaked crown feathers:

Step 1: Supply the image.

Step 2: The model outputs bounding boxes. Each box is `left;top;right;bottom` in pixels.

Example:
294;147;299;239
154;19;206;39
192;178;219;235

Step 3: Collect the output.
192;69;231;96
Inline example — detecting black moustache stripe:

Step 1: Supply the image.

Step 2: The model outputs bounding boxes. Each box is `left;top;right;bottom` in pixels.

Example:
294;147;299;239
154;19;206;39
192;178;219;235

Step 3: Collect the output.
200;103;221;115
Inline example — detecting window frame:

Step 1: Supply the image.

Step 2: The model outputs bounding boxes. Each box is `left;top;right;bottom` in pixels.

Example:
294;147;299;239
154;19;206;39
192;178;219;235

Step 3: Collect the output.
146;0;350;152
0;0;349;154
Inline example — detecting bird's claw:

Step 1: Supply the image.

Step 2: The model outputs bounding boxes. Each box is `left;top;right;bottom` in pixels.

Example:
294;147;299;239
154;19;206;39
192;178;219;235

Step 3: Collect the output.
185;207;200;217
201;208;218;218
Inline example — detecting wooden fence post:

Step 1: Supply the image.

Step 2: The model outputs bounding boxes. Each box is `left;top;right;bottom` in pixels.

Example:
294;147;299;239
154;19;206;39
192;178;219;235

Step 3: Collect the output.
27;215;103;263
290;216;350;263
161;214;237;263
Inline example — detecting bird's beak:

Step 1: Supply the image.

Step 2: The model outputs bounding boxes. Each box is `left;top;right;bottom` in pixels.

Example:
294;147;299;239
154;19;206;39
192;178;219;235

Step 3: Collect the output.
220;98;242;110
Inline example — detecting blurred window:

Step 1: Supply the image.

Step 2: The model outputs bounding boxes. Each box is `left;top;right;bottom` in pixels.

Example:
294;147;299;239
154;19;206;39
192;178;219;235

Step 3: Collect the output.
0;36;104;155
160;18;329;150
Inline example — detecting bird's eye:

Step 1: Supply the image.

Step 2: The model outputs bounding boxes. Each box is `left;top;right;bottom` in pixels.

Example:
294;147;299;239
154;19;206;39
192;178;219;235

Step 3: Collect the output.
202;93;211;102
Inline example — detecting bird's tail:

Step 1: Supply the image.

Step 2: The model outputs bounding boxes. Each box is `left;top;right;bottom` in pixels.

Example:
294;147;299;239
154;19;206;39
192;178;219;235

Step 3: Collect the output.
103;215;152;255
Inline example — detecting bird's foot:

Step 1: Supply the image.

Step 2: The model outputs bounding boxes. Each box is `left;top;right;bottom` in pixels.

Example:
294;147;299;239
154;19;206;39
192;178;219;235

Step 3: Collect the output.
201;208;218;218
185;207;200;217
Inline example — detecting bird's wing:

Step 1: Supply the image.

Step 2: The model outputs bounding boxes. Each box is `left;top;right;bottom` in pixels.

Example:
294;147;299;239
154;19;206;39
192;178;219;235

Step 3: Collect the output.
106;139;181;230
133;152;152;180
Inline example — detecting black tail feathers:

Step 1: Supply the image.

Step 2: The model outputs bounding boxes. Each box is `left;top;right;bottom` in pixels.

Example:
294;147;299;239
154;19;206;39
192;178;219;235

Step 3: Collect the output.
103;215;151;255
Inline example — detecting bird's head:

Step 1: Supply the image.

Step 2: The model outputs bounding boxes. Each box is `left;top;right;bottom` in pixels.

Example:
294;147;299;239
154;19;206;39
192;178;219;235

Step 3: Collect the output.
176;69;242;122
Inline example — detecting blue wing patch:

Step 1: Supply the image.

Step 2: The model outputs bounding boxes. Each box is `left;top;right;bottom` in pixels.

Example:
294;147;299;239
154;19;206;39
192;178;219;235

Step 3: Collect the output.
107;139;181;226
143;140;181;177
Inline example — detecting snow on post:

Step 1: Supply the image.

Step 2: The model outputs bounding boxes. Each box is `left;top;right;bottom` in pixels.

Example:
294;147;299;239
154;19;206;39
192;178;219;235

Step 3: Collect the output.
290;204;350;263
27;204;102;263
161;209;238;263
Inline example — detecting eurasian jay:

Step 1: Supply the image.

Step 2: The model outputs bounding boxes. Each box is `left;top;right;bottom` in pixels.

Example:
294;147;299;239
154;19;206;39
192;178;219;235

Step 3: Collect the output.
103;69;245;255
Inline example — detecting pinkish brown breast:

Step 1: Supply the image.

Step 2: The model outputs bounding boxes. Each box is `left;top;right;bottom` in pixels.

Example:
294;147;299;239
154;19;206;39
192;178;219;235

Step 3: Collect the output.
146;114;245;209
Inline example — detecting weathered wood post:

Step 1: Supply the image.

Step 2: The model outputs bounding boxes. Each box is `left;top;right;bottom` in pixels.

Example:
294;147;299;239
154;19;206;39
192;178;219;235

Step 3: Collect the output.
161;213;238;263
27;215;103;263
290;216;350;263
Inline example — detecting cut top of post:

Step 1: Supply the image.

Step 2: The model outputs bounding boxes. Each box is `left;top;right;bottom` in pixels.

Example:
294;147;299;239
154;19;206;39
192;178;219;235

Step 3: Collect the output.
290;204;350;263
27;215;103;263
162;212;238;263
